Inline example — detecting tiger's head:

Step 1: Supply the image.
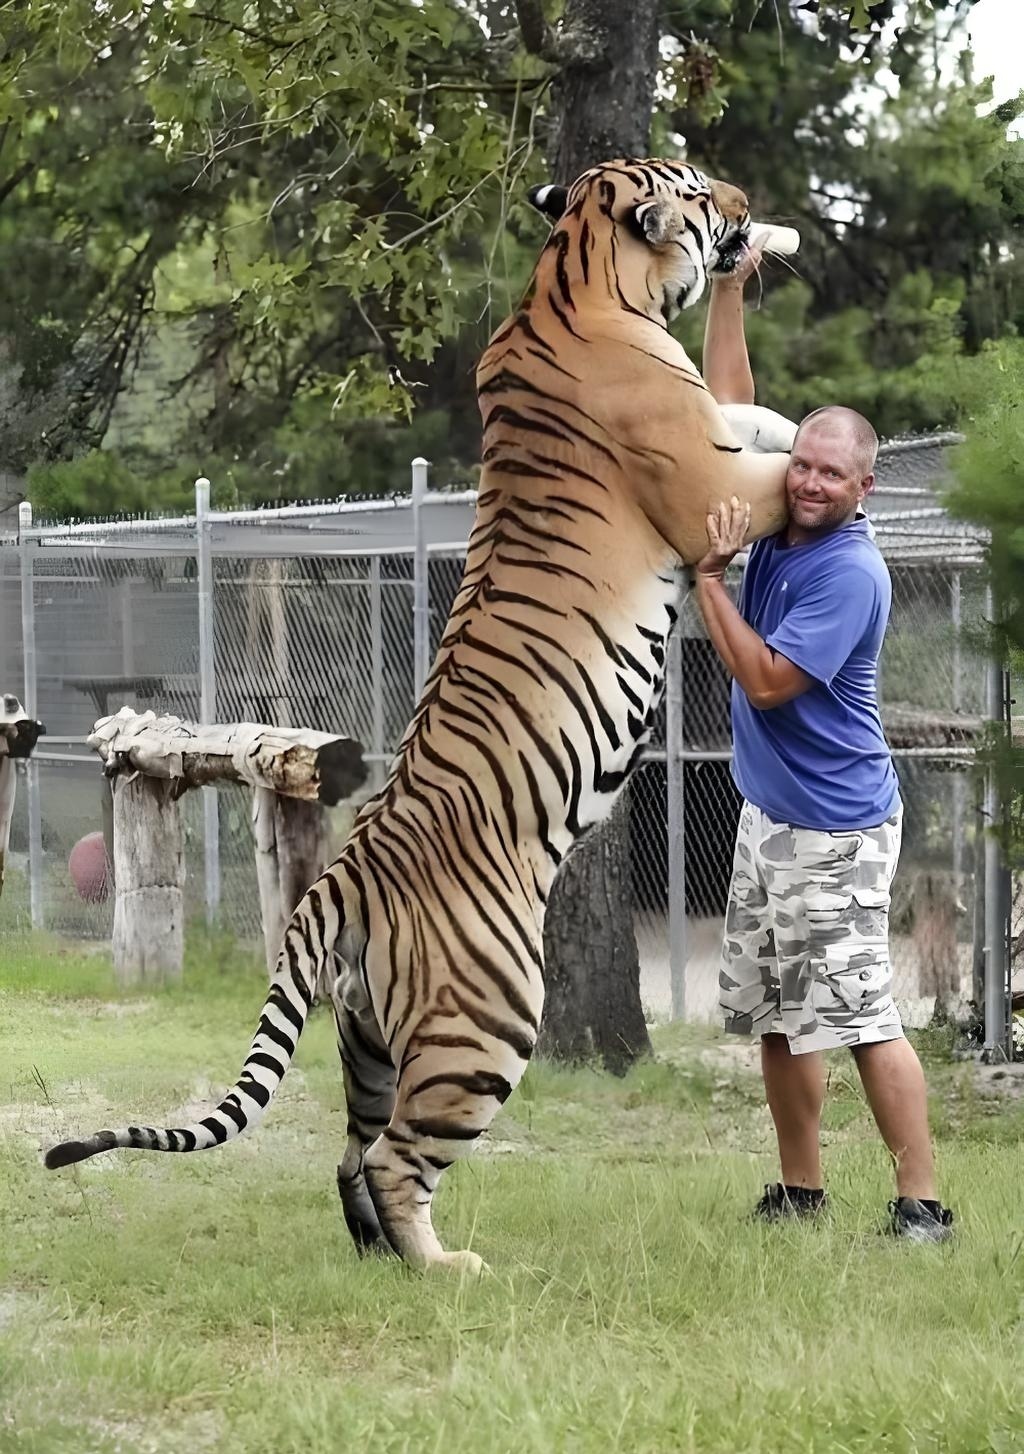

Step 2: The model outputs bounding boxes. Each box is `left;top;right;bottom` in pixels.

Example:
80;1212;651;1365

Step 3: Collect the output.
528;158;751;324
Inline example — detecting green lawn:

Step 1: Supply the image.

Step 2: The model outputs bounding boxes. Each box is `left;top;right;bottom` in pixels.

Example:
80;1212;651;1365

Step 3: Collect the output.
1;932;1023;1454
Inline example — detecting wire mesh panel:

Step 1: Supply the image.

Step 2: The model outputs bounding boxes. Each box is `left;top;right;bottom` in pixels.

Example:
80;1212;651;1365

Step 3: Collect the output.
427;551;467;657
211;554;415;784
8;539;200;936
10;755;114;939
0;544;23;698
628;758;673;1019
669;558;991;1026
0;454;1008;1042
29;546;200;736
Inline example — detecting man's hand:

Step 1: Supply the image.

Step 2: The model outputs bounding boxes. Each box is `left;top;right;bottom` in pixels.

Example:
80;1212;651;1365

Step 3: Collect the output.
696;496;751;581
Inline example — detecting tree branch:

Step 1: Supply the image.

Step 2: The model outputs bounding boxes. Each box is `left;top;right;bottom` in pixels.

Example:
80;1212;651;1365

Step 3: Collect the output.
514;0;607;68
0;159;34;208
190;10;289;47
515;0;556;57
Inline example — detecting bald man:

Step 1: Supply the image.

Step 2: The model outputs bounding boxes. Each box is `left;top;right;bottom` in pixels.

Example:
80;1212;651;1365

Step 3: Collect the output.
694;246;953;1242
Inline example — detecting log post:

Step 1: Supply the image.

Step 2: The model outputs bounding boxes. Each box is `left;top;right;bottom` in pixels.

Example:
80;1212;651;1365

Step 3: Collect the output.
0;693;45;902
90;709;365;975
110;773;185;985
253;788;326;972
252;787;284;974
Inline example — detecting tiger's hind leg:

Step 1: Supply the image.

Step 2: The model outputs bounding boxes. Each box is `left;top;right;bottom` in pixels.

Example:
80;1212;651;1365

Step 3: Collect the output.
362;1024;535;1274
332;989;398;1258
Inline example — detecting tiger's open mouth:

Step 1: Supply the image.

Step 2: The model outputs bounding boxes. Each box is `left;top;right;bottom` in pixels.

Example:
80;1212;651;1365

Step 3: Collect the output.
709;228;750;277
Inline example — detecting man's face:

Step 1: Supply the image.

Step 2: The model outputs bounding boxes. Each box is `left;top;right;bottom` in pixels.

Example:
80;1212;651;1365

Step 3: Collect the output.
785;423;873;537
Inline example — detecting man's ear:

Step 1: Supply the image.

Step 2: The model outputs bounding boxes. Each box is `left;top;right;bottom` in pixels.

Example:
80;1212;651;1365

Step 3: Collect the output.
860;473;876;500
527;183;569;220
632;198;679;246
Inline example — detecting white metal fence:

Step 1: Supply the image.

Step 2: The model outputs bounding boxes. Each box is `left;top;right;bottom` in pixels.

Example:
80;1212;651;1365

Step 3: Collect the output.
0;439;1014;1053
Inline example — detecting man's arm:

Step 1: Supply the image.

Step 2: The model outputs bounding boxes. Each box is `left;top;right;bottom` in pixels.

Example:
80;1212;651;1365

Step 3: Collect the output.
694;498;812;710
701;236;764;406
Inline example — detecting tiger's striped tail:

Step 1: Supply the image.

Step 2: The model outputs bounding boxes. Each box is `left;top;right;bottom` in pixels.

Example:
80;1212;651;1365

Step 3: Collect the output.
44;892;336;1171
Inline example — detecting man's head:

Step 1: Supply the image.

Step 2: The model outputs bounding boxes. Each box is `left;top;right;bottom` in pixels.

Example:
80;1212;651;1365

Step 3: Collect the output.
785;406;878;541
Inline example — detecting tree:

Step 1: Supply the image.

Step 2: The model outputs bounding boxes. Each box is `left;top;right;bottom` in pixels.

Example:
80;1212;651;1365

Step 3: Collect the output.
944;337;1024;859
0;0;538;499
4;2;1014;511
668;0;1024;435
512;0;661;1071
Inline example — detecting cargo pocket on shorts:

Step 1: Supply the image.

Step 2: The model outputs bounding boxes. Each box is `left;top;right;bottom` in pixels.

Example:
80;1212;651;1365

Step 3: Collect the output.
829;888;891;1014
804;884;890;1022
849;884;890;935
829;959;887;1016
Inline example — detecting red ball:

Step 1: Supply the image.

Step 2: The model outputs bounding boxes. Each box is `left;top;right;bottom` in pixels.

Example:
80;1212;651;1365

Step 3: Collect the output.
68;831;110;904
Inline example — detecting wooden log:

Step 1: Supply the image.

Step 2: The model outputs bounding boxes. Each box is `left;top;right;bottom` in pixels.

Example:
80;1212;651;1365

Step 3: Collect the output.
0;693;45;902
252;787;284;973
88;708;365;806
252;787;326;973
111;772;185;985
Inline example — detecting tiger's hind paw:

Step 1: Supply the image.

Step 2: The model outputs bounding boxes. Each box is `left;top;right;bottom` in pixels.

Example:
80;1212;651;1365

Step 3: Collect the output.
425;1250;489;1278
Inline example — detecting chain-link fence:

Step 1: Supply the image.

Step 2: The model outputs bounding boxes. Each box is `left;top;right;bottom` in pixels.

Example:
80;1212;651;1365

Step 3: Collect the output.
0;440;1013;1051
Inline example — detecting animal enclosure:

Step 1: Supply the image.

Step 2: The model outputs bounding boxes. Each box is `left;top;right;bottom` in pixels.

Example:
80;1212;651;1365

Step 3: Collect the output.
0;438;1014;1050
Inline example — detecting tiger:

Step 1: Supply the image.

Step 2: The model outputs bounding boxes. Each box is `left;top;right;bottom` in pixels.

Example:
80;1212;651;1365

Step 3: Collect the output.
45;158;799;1274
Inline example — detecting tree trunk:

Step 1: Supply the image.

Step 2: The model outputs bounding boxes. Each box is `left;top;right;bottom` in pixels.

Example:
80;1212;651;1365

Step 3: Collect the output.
550;0;661;185
538;796;652;1073
111;773;185;985
518;0;660;1070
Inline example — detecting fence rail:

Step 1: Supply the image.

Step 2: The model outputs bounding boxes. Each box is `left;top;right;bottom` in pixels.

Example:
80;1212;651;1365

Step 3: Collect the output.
0;441;1015;1054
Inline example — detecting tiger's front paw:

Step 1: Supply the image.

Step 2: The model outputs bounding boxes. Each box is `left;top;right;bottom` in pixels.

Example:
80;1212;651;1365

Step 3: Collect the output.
719;404;798;455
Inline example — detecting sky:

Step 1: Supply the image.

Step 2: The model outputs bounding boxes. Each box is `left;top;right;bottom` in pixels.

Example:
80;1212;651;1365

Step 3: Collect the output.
962;0;1024;130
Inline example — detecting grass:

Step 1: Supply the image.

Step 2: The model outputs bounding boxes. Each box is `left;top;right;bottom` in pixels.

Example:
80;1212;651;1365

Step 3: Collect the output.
2;934;1024;1454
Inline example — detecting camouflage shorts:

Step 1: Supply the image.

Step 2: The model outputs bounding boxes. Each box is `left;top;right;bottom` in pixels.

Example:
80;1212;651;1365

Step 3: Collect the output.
719;799;905;1054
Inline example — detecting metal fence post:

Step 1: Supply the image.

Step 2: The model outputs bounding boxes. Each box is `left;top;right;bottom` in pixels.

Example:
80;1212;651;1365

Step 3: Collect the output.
665;589;687;1020
370;555;385;790
950;570;964;896
195;478;220;924
982;585;1011;1060
411;457;430;701
18;501;43;929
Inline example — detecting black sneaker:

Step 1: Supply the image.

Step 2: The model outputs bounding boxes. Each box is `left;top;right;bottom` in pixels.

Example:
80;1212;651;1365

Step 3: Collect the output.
753;1182;827;1222
888;1197;955;1244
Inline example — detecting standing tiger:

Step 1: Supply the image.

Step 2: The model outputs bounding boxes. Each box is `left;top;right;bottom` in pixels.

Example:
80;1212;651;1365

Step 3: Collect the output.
46;159;799;1273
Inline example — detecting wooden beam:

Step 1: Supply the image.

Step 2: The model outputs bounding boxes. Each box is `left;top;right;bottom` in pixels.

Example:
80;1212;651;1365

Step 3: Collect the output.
252;786;326;973
88;707;366;806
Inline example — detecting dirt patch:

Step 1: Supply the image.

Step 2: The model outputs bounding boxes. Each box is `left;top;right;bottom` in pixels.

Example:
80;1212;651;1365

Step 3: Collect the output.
91;1000;155;1018
695;1041;761;1077
973;1063;1024;1102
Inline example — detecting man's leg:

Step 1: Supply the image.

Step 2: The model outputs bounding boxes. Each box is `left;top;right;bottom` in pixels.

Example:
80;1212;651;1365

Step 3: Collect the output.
761;1032;826;1189
850;1038;936;1199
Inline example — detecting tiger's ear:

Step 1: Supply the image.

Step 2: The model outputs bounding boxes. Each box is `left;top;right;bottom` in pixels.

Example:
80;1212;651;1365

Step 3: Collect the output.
632;198;680;246
707;177;748;224
528;183;569;220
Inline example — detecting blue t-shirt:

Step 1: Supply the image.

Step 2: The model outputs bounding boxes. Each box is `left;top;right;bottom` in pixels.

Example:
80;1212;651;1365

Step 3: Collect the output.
730;516;900;831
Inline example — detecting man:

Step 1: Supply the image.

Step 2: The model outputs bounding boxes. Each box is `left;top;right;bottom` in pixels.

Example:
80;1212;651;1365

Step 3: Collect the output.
695;242;954;1242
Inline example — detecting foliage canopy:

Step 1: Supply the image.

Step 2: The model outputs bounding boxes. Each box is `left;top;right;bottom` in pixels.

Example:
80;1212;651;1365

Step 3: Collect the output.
0;0;1019;514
